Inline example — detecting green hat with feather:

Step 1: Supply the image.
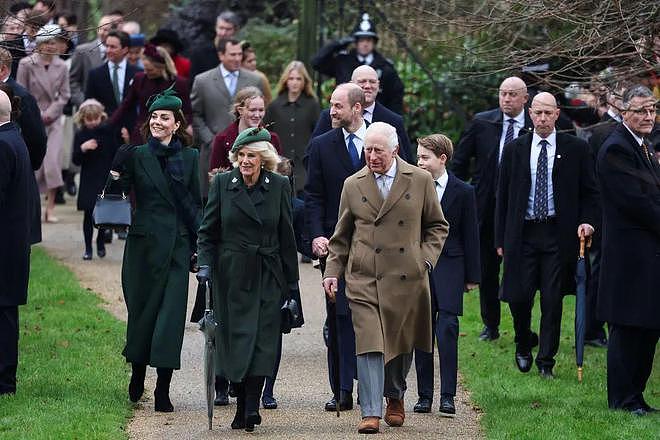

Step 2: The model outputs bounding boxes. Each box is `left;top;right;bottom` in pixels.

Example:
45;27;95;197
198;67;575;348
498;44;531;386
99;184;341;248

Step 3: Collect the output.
147;83;182;113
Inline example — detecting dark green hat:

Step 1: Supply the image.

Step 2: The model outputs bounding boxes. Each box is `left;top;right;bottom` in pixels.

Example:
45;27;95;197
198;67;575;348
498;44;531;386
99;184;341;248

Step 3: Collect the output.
231;127;272;152
147;83;182;113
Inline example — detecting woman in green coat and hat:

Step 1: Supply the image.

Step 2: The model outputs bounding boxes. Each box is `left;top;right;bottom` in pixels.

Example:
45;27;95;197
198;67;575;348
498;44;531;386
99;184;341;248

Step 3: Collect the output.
110;86;202;412
197;127;300;432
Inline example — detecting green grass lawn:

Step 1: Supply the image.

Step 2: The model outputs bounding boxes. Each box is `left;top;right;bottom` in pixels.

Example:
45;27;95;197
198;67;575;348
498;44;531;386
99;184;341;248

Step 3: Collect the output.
459;290;660;440
0;247;131;440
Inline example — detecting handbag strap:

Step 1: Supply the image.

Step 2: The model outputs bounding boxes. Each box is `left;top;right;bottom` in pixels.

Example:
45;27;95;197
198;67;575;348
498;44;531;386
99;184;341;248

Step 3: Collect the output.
99;173;126;199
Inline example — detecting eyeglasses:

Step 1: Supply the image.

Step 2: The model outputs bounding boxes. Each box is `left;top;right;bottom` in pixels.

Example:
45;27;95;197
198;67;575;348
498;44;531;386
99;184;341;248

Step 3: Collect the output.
629;107;659;116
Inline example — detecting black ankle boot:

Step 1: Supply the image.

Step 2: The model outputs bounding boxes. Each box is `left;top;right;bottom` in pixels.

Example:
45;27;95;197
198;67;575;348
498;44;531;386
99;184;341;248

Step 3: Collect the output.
231;382;245;429
244;376;265;432
154;368;174;412
128;363;146;402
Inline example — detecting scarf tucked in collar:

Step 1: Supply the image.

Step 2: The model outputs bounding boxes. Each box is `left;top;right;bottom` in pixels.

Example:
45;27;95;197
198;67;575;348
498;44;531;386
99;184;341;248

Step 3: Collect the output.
148;136;201;251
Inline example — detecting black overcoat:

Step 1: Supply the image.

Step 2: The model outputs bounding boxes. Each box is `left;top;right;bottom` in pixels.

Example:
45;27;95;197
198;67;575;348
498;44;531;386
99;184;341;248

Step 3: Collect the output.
596;124;660;330
72;124;121;210
431;173;481;315
0;122;34;307
495;132;599;302
197;168;299;382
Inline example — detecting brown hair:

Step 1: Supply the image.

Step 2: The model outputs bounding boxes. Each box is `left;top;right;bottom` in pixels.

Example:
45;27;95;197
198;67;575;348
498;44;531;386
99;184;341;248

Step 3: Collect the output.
140;109;192;146
417;134;454;161
275;60;316;99
231;86;264;119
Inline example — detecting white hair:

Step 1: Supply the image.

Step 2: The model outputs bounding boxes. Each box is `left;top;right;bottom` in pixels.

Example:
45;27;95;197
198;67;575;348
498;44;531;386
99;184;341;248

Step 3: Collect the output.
0;90;11;122
228;141;281;172
365;121;398;150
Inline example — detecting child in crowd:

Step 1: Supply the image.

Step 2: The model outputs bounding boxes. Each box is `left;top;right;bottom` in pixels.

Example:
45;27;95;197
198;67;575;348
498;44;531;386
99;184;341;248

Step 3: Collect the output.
72;99;120;260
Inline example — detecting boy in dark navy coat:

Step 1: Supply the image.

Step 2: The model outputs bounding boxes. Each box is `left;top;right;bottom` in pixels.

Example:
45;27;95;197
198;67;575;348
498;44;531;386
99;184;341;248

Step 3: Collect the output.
413;134;481;415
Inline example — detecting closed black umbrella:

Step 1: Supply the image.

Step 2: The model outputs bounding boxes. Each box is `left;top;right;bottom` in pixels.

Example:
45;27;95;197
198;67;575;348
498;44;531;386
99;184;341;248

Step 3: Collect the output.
575;235;591;383
198;280;218;429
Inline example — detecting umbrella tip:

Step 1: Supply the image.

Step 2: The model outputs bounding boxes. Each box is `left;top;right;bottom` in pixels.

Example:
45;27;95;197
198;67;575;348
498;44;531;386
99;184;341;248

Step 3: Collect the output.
577;367;583;383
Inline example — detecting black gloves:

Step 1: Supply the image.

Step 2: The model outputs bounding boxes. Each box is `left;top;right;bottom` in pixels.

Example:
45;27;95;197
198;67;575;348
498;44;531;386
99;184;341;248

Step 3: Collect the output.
337;36;354;48
110;144;136;173
196;265;210;284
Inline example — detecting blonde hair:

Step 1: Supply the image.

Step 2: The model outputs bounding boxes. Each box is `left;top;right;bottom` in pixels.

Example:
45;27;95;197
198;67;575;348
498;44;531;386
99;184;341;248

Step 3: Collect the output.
275;60;316;99
143;46;177;80
228;141;281;172
231;86;264;119
73;100;107;127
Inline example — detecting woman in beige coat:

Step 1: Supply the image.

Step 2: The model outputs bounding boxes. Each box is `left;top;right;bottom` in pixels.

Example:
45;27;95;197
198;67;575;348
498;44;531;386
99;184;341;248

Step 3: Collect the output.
17;24;71;222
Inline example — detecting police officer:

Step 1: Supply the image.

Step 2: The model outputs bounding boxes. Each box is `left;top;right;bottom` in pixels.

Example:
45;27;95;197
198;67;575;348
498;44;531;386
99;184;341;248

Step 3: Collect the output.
312;13;404;115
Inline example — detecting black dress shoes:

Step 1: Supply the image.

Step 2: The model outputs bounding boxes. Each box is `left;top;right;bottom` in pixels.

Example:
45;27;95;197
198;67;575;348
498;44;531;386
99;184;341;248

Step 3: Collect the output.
214;391;229;406
585;337;608;348
515;351;533;373
97;247;106;258
262;395;278;409
413;397;432;413
539;366;554;379
83;251;92;261
479;326;500;341
439;394;456;416
325;392;353;411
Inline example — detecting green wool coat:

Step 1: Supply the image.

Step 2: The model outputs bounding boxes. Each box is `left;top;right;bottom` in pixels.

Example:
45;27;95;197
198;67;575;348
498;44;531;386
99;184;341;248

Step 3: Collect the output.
197;168;299;382
119;144;201;369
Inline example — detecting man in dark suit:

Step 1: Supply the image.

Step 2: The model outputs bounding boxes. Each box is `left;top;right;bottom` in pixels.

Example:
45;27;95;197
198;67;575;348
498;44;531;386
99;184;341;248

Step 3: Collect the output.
311;65;412;163
188;10;241;85
312;13;404;114
0;90;35;395
85;30;138;126
452;76;533;342
413;134;480;415
496;92;599;378
305;83;367;411
0;47;47;246
596;85;659;416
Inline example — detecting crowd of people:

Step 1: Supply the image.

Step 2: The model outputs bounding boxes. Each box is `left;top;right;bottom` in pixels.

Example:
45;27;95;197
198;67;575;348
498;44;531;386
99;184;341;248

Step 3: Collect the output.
1;2;658;435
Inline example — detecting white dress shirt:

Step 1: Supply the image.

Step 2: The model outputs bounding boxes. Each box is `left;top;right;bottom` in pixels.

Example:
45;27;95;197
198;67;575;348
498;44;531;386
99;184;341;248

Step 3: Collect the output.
622;122;643;146
607;108;622;123
499;110;526;161
107;58;127;101
342;122;367;159
527;131;557;219
374;158;398;199
219;64;238;93
363;102;375;124
434;171;449;203
357;53;374;65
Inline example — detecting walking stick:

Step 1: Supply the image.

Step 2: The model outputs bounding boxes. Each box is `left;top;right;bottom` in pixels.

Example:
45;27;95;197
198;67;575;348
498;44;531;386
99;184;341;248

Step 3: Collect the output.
319;256;341;417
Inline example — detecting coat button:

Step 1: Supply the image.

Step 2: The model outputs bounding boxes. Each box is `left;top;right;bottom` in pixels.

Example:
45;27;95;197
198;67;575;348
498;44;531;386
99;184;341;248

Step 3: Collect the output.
362;196;367;202
375;248;382;253
405;194;411;199
290;118;295;122
400;275;407;280
398;220;404;226
376;275;382;281
374;219;380;226
399;248;404;253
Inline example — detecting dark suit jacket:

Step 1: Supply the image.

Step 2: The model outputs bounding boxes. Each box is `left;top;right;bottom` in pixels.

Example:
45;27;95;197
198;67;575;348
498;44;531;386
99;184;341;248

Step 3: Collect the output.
85;61;139;124
596;124;660;330
495;132;599;302
0;122;34;306
431;172;481;315
188;44;218;86
452;108;534;222
588;113;618;158
310;102;413;163
304;127;366;315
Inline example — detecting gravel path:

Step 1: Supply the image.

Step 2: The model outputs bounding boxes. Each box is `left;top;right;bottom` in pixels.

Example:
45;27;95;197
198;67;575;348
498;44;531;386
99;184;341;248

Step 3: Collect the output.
40;201;483;439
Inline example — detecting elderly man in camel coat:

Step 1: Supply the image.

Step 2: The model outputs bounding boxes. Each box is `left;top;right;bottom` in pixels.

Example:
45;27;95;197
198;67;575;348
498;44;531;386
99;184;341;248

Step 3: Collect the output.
323;122;449;434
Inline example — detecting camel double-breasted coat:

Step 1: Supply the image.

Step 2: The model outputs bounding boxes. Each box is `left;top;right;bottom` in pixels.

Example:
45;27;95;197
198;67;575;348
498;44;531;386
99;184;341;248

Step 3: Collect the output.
324;158;449;363
16;54;70;192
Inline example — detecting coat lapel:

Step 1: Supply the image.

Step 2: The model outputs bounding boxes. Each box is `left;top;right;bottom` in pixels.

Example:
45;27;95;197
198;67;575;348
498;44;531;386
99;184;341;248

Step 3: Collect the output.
552;134;567;195
138;150;175;207
333;129;358;174
376;158;412;221
31;58;55;102
212;68;231;101
441;172;459;211
520;136;532;189
227;170;262;225
355;168;382;214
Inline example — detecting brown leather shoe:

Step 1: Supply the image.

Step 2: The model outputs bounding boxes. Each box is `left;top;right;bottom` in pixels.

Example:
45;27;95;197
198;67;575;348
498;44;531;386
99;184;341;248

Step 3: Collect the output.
357;416;380;434
384;398;405;427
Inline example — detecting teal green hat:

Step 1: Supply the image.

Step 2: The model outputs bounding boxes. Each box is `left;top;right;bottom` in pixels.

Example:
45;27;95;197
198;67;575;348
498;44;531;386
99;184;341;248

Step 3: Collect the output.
147;83;182;113
231;127;272;152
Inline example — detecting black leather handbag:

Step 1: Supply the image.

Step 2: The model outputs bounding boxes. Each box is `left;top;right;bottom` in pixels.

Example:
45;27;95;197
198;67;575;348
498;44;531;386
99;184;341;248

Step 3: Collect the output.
280;298;302;334
92;175;131;229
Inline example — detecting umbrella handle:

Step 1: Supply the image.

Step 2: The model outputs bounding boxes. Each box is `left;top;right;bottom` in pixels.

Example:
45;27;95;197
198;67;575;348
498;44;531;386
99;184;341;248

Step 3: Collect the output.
577;366;583;383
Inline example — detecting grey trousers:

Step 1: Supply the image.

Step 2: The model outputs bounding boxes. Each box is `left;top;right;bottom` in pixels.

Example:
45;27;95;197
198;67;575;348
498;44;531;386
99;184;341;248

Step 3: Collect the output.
357;352;412;417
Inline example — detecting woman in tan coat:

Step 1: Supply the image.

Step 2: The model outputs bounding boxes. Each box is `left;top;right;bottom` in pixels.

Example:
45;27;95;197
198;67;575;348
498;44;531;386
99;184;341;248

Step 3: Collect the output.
17;24;71;222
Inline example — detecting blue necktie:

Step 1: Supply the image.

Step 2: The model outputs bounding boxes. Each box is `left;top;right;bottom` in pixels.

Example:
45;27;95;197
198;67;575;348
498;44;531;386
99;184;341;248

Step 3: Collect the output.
533;140;549;219
347;133;360;170
227;72;237;96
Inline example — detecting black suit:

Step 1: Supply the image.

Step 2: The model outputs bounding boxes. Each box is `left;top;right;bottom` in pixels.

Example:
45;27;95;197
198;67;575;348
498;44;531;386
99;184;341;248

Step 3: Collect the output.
310;103;413;163
4;78;47;245
0;122;34;394
452;107;534;331
596;124;660;410
304;127;366;395
414;172;480;399
496;132;599;368
85;61;138;128
188;44;217;86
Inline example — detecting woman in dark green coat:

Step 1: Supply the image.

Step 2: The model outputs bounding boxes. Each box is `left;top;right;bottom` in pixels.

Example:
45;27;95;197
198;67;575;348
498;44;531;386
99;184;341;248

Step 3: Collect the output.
197;128;299;432
110;87;201;412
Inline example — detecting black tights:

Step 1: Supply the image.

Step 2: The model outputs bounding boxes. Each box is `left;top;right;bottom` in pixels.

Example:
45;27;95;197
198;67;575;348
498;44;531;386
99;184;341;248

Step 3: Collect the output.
83;210;105;252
